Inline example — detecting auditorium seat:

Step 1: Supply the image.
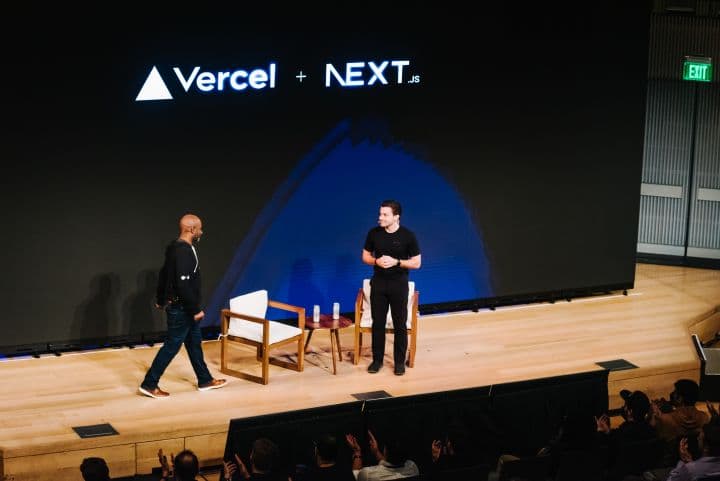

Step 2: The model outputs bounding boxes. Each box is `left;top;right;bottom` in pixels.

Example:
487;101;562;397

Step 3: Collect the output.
498;454;553;481
554;446;608;481
605;438;664;481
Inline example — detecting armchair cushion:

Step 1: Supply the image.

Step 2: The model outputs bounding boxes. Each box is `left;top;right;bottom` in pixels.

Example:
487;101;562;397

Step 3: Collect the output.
229;289;268;319
227;290;302;343
228;320;303;344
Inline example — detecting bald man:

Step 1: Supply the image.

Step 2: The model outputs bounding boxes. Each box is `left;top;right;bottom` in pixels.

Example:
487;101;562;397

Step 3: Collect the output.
139;214;226;398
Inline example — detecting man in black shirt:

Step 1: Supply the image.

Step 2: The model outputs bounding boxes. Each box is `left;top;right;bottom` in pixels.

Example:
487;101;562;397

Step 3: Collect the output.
362;200;421;375
139;214;227;398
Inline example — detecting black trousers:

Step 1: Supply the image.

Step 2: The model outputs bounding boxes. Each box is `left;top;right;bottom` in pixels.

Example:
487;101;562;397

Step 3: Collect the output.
370;277;409;366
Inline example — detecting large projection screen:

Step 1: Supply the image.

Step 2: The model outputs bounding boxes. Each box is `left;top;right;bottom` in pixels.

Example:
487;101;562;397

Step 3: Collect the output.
2;7;650;349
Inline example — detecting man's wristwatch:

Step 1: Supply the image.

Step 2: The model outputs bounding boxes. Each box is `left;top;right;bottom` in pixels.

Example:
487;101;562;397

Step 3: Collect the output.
396;259;401;267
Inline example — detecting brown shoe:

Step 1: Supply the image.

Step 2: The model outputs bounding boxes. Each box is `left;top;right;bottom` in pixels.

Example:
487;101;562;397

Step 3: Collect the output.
198;378;227;391
139;386;170;399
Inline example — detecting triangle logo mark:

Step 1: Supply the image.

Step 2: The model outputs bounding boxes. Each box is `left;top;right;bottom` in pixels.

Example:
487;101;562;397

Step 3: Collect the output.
135;66;173;101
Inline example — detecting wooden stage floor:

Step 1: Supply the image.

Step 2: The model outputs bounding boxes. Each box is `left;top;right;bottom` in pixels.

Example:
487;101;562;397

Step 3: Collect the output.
1;263;719;480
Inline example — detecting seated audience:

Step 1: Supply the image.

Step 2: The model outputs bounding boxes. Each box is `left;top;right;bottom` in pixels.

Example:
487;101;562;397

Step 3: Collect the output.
221;438;284;481
346;430;419;481
158;449;201;481
489;408;597;480
293;433;355;481
666;418;720;481
652;380;709;443
597;390;657;459
174;450;201;481
429;423;472;473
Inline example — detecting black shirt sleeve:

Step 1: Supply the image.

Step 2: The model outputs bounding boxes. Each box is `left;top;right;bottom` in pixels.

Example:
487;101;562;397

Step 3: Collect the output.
407;230;421;257
363;229;375;253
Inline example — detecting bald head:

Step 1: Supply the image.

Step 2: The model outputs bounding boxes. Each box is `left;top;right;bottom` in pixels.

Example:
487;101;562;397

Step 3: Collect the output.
179;214;201;231
178;214;203;243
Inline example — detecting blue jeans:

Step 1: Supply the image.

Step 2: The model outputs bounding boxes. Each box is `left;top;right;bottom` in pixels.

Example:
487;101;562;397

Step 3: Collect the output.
141;304;213;389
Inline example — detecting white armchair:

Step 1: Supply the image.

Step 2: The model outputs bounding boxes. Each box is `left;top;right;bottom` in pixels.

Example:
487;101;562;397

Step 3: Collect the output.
220;290;305;385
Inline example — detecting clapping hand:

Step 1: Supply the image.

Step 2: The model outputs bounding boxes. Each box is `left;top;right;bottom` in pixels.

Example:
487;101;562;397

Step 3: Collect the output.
679;437;693;464
346;433;361;453
431;440;443;462
368;430;383;461
223;458;237;479
595;414;611;434
707;401;719;419
223;453;249;480
158;449;173;479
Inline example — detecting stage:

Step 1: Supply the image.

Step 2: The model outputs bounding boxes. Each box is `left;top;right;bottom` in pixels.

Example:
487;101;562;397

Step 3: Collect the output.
1;263;718;481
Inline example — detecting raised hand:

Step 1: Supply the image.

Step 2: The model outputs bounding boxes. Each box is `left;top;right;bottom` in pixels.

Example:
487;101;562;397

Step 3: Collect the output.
223;459;237;479
158;449;173;478
595;414;611;434
234;453;250;479
707;401;719;419
431;440;442;462
679;437;692;464
345;433;361;453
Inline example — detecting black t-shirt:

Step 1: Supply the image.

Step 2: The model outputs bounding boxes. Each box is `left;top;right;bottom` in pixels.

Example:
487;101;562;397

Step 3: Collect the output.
364;225;420;280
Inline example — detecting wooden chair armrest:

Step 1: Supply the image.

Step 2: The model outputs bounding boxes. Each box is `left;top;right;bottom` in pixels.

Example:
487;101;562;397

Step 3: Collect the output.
220;309;268;327
267;301;306;330
268;300;303;313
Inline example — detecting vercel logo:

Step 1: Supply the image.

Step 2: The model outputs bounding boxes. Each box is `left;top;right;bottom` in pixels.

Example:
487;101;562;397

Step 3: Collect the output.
136;63;277;101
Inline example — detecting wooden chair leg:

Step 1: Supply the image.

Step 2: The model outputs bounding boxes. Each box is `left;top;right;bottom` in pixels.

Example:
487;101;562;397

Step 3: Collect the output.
262;345;270;385
330;330;337;375
297;336;304;371
304;330;314;353
257;345;264;362
354;331;361;365
334;329;342;361
220;336;227;373
409;329;416;368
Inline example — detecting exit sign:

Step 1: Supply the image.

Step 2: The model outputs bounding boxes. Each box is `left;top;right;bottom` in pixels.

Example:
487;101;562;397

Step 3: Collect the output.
683;57;713;82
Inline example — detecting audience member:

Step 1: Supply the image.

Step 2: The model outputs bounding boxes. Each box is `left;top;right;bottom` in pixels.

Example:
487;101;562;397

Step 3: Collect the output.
293;433;355;481
430;423;472;472
158;449;201;481
346;430;419;481
174;450;201;481
597;390;657;454
221;438;283;481
80;457;110;481
652;380;709;443
665;419;720;480
489;408;597;480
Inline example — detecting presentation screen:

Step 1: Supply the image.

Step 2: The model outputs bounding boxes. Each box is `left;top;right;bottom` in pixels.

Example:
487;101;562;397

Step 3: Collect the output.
2;7;649;348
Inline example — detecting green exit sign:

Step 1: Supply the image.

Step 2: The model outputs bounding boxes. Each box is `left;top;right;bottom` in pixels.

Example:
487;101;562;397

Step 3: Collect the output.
683;57;713;82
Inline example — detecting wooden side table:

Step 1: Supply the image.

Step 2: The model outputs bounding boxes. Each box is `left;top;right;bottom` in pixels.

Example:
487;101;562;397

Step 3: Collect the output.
304;314;353;374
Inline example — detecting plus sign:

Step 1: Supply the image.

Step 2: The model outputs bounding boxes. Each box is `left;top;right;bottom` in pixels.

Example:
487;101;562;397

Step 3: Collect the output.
296;71;307;82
